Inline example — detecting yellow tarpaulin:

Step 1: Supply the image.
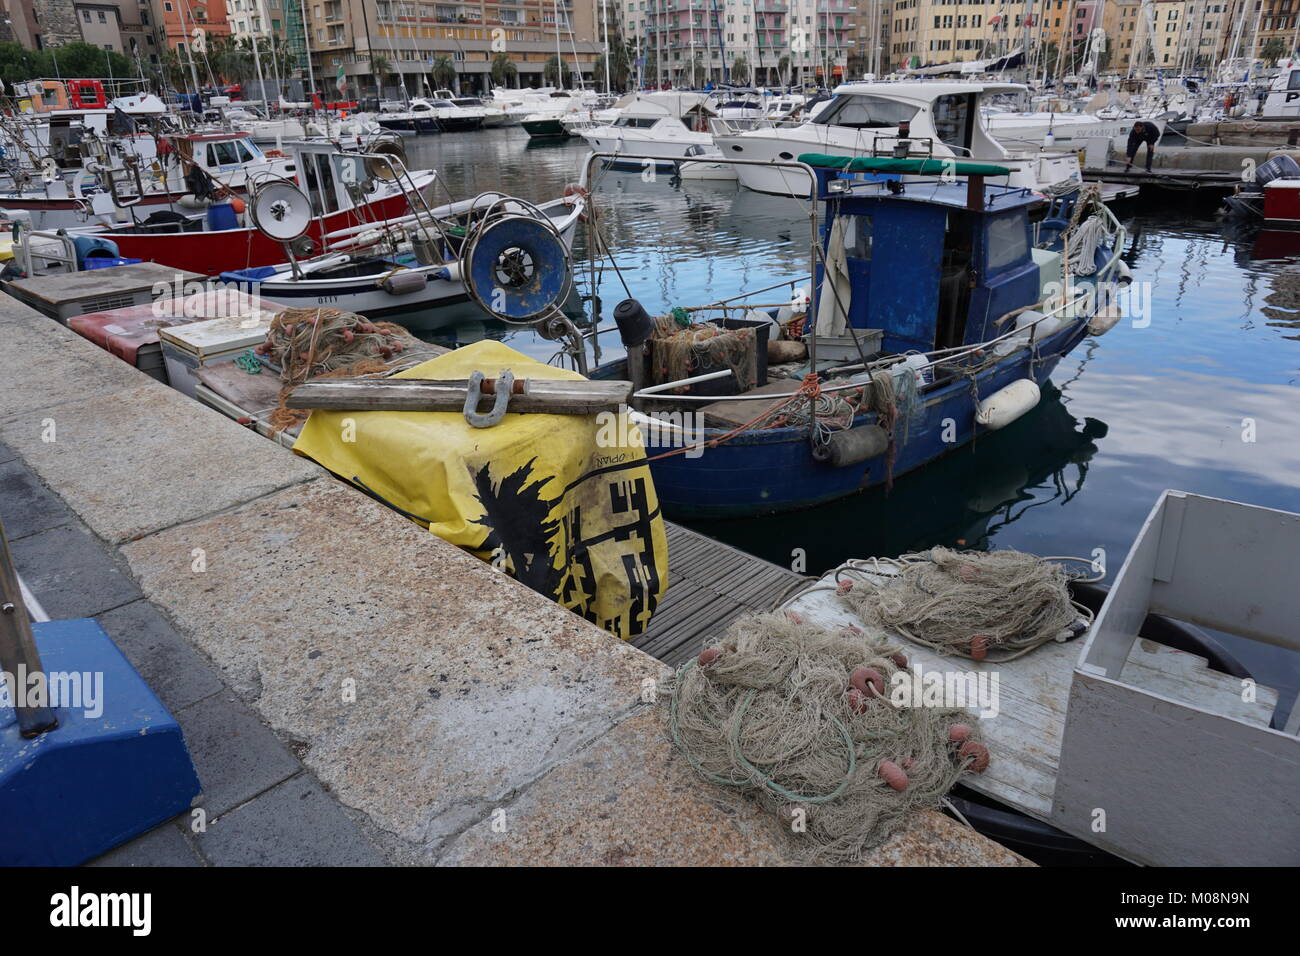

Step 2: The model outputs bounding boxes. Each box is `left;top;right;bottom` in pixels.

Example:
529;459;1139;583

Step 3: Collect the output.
291;339;668;638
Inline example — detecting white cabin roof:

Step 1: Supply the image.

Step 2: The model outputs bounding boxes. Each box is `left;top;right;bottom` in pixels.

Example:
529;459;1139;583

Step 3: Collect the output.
831;81;1028;103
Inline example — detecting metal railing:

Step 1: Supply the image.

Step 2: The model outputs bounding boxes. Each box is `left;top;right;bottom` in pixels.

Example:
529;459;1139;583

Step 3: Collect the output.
0;519;56;738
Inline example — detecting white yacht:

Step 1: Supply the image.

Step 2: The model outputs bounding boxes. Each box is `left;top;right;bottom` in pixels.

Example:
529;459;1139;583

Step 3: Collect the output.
712;82;1084;197
579;92;725;169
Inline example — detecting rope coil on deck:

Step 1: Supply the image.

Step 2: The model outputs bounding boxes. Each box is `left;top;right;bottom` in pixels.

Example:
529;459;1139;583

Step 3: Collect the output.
669;610;988;863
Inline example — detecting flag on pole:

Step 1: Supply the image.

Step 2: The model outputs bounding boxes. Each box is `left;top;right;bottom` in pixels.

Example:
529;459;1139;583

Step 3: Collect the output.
336;65;347;96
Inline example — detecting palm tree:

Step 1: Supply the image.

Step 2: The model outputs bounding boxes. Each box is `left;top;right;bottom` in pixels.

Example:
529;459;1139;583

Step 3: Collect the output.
1262;37;1288;67
370;54;393;97
430;53;458;92
730;54;749;85
543;54;570;88
778;54;791;87
490;52;518;88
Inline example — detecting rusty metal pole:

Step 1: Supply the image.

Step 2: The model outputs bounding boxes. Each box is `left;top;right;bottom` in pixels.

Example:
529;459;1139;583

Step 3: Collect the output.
0;518;58;738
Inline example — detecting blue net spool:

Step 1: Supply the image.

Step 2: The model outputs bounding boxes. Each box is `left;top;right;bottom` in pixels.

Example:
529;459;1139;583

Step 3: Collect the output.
463;215;570;323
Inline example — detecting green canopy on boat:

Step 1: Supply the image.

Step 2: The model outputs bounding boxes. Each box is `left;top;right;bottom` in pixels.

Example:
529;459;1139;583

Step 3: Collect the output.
797;154;1013;177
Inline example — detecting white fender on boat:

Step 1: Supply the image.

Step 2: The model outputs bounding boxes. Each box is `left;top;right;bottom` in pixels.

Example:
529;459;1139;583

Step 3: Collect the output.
777;285;811;323
975;379;1041;430
1116;259;1133;285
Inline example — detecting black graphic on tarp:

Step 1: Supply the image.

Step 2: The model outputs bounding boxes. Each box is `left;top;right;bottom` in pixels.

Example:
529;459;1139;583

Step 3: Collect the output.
468;456;663;637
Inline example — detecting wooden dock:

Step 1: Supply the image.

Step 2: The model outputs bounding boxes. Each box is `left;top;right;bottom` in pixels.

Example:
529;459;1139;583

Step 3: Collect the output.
1083;167;1240;190
633;522;809;668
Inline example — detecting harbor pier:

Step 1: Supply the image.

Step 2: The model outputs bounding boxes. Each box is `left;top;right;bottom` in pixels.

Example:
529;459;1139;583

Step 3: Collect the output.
0;291;1024;866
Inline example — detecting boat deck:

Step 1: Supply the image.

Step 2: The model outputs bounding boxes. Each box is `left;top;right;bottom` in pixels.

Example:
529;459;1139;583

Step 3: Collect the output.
633;522;808;667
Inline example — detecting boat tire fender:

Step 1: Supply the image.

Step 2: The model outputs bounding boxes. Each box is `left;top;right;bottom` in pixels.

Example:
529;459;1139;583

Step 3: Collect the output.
381;270;428;295
812;424;889;467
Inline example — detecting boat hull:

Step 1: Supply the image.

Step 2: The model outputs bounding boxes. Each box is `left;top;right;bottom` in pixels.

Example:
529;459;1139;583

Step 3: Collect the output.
616;322;1088;519
522;118;570;138
97;190;418;276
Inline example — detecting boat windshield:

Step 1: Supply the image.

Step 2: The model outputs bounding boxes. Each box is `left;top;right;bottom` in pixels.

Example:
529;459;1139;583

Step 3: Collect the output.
615;116;659;128
812;94;921;130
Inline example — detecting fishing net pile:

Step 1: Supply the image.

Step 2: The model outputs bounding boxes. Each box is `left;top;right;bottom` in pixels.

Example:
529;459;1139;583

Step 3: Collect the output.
254;306;444;433
837;548;1090;663
669;610;989;863
649;317;758;392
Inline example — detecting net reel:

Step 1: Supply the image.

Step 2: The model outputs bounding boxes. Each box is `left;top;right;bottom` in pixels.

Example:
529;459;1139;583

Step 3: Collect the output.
248;178;315;277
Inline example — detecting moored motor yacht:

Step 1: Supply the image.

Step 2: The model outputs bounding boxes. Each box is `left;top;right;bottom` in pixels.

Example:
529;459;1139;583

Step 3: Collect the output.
712;82;1085;198
579;92;726;170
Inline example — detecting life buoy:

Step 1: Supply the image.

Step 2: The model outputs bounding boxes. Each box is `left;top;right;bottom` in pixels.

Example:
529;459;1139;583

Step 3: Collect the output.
68;79;107;110
33;81;68;113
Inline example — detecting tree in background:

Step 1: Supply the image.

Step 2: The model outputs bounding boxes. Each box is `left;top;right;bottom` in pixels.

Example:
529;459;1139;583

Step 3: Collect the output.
429;53;458;91
592;41;632;91
543;54;570;88
777;54;791;87
1262;37;1288;67
730;54;750;85
490;52;518;88
0;41;134;86
370;54;393;96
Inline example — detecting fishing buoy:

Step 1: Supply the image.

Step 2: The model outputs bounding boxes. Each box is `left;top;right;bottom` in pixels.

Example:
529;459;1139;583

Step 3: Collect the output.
229;195;246;214
698;647;723;667
890;652;908;669
947;723;972;743
878;760;909;791
811;424;889;467
975;379;1040;430
958;740;990;773
848;688;869;714
970;635;990;662
850;667;884;699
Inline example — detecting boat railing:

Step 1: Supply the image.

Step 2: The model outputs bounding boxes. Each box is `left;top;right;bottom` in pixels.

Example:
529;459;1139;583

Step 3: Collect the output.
626;285;1102;405
16;228;77;277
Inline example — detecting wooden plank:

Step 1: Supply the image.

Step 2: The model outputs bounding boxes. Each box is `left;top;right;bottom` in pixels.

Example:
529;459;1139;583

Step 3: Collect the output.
1120;639;1278;728
787;582;1077;820
286;377;632;414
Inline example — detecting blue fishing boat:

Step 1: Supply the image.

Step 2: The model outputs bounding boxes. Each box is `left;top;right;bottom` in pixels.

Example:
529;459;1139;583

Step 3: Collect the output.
590;155;1128;518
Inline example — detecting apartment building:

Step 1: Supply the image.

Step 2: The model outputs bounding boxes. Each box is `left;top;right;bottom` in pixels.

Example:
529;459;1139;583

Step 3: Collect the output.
289;0;604;96
0;0;159;63
623;0;863;87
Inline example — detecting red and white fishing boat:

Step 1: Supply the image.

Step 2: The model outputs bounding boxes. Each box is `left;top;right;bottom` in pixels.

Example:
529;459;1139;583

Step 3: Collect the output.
52;141;434;276
0;127;296;231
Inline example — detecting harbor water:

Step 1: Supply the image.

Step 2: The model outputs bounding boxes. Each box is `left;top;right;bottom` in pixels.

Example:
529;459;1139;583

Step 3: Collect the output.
405;128;1300;707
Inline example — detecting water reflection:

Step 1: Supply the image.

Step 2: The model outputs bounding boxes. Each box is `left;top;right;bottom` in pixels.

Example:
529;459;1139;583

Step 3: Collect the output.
701;384;1107;572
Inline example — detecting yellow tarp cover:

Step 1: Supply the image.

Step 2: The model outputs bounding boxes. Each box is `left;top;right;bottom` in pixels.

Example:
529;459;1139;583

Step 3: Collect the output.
292;339;668;639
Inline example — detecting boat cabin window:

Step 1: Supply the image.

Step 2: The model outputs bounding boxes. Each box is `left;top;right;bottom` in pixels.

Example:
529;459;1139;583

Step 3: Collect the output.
205;138;253;166
1288;71;1300;90
986;211;1029;272
301;152;342;216
615;116;659;129
813;94;919;130
932;94;975;153
841;215;873;260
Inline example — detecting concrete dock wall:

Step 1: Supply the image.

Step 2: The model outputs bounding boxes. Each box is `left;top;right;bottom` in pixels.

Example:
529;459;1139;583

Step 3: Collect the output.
0;293;1025;865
